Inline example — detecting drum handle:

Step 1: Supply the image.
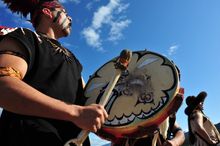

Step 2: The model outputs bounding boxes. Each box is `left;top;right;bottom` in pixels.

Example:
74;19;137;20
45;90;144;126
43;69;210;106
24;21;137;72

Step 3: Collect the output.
64;49;132;146
98;69;122;106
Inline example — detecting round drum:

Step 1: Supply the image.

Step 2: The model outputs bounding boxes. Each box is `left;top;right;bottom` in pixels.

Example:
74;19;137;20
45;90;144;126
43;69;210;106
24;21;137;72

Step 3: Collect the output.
84;50;180;140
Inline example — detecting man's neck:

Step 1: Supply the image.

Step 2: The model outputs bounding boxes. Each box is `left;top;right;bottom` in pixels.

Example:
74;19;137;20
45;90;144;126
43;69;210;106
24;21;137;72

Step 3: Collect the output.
35;27;58;40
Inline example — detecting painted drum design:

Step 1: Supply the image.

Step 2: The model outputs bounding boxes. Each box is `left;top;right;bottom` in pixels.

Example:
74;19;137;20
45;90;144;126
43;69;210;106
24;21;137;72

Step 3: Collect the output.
84;50;181;141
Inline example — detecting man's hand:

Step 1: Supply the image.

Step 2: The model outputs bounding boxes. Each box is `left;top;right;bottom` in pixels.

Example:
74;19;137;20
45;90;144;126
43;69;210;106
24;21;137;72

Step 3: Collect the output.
71;104;108;133
210;136;219;144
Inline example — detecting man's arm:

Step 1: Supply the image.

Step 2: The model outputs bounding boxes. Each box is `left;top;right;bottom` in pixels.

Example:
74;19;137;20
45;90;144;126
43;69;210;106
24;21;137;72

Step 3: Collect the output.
192;111;218;144
163;122;185;146
0;37;108;132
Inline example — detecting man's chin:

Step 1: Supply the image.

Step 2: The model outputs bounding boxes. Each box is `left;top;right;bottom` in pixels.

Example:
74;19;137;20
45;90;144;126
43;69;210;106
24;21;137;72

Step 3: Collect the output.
62;28;71;37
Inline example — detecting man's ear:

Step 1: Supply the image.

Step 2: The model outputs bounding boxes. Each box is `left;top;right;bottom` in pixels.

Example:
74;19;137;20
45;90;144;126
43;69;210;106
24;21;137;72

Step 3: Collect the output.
42;8;53;19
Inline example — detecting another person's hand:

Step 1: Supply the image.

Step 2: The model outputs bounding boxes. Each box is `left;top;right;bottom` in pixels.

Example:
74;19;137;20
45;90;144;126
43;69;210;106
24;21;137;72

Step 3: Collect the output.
210;135;218;141
72;104;108;133
209;136;219;144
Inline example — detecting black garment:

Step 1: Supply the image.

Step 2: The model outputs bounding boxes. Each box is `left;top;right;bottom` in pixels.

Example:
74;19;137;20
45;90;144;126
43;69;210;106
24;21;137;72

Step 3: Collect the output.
113;136;152;146
0;28;90;146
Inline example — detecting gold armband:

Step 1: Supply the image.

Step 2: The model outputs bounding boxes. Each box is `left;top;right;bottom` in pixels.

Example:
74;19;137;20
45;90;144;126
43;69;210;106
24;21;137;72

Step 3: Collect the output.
0;67;22;80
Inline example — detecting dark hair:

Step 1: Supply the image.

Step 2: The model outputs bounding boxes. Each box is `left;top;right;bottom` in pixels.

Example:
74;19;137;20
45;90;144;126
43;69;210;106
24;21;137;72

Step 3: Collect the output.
31;11;43;29
185;91;207;116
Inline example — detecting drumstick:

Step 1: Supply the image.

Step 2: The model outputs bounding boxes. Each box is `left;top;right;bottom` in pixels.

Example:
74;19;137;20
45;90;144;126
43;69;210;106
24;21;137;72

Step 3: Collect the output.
64;49;132;146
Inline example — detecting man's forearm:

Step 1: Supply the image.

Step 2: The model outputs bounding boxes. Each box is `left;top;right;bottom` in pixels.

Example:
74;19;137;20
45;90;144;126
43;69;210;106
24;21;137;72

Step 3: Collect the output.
0;76;76;122
171;130;185;145
196;126;216;144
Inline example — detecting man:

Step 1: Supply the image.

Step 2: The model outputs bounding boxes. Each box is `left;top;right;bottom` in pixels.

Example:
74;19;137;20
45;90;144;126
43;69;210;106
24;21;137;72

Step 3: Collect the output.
185;91;220;146
0;0;108;146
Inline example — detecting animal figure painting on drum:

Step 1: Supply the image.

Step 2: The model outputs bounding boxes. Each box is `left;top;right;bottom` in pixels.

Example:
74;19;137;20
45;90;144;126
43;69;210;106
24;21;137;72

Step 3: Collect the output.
84;50;182;142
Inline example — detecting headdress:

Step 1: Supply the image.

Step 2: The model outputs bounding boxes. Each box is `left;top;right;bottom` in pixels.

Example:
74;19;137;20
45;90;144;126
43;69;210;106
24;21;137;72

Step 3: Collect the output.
2;0;63;25
184;91;207;116
0;26;16;35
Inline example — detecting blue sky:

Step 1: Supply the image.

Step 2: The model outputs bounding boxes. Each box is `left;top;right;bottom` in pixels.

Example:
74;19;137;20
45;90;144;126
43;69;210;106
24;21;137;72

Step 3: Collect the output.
1;0;220;145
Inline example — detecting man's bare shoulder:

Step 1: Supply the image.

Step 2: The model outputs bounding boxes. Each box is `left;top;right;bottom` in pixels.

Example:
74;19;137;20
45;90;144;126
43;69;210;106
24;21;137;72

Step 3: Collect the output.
0;37;25;52
191;110;203;120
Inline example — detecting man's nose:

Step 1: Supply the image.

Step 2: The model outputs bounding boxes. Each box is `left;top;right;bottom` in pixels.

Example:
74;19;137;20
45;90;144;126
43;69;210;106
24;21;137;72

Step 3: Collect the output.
68;16;72;22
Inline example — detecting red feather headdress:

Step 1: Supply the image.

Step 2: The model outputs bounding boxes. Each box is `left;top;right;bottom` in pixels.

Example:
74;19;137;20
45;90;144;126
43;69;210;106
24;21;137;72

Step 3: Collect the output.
2;0;63;17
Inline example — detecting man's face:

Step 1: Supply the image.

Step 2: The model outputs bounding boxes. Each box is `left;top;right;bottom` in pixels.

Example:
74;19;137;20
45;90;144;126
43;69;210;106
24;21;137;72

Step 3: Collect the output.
52;8;72;36
198;102;204;110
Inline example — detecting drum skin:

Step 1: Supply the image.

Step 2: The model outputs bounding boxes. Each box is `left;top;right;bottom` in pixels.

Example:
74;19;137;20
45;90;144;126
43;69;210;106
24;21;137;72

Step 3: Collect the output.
84;50;180;140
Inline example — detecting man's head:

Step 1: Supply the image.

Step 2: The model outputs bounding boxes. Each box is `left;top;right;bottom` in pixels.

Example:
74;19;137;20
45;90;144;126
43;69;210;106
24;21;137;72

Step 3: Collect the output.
36;6;72;37
184;91;207;116
30;1;64;28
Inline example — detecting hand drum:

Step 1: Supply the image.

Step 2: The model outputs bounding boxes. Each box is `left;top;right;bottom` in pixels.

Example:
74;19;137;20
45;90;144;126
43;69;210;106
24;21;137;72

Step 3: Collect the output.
84;50;181;141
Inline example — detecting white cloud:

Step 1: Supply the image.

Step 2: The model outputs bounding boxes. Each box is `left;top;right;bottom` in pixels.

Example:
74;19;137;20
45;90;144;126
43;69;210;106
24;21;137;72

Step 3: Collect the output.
108;19;131;42
60;0;80;4
92;6;112;29
86;2;93;10
116;3;129;14
0;2;4;8
82;27;102;50
82;0;131;51
86;0;101;10
168;45;179;56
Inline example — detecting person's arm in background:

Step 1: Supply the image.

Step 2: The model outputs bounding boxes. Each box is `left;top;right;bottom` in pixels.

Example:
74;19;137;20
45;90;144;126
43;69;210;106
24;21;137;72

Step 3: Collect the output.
0;37;108;133
162;89;185;146
162;121;185;146
171;122;185;145
192;111;218;144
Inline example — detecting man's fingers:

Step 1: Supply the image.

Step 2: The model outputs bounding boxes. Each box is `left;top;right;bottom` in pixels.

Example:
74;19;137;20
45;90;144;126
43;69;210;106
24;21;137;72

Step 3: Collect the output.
92;125;98;133
96;105;108;124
